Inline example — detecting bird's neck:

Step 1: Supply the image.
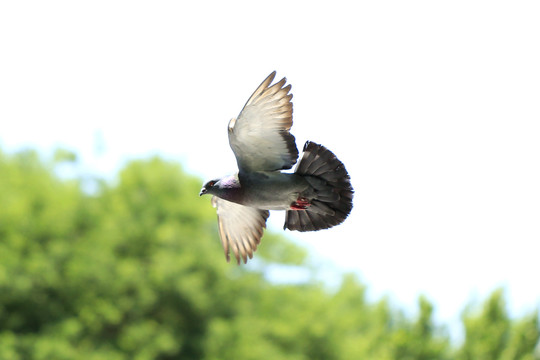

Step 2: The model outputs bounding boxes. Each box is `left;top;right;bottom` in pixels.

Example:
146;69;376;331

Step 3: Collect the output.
217;174;243;202
218;186;244;203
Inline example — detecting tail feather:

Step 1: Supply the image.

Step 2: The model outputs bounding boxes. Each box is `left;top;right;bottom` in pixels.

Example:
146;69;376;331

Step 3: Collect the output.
284;141;354;232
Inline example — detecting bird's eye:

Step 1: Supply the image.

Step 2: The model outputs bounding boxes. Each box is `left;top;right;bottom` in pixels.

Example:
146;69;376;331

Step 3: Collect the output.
207;181;216;187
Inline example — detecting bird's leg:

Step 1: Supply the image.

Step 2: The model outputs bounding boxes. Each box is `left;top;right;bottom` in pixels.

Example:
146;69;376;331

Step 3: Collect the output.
290;197;311;210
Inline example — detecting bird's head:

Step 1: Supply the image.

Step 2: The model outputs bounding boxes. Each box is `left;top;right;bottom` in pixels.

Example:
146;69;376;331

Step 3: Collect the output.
199;178;220;196
200;175;240;197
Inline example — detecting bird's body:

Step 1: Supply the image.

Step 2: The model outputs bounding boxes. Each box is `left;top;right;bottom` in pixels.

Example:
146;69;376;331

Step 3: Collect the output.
200;72;354;264
203;171;311;210
239;171;310;210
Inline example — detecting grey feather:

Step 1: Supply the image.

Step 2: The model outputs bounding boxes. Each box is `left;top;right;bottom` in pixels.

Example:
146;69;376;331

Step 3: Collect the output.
284;141;354;232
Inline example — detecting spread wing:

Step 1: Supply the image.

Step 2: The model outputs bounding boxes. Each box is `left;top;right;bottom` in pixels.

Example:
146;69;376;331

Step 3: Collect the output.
228;71;299;172
212;196;270;264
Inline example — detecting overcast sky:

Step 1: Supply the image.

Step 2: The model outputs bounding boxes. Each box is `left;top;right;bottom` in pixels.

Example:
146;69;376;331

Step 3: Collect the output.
1;1;539;340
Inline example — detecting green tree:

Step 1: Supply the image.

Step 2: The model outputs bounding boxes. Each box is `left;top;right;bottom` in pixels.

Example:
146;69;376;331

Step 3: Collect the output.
458;289;539;360
0;147;538;359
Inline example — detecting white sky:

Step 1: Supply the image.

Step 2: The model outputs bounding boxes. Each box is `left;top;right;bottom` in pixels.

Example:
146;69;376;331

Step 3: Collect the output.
1;1;539;339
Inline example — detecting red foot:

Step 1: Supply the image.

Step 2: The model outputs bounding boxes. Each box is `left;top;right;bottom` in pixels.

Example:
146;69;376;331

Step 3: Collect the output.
291;197;311;210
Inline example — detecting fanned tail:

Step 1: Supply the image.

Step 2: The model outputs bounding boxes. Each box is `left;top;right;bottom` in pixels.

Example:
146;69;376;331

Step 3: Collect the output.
284;141;354;232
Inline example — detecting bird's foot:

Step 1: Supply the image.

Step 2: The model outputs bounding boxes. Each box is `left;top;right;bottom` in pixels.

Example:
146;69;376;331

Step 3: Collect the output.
291;197;311;210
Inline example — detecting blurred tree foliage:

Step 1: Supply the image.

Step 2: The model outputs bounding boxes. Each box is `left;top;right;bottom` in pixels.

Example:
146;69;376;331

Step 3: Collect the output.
0;148;538;359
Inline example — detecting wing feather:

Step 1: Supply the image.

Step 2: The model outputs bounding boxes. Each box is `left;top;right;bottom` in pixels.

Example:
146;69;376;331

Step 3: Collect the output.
228;72;299;172
212;196;270;264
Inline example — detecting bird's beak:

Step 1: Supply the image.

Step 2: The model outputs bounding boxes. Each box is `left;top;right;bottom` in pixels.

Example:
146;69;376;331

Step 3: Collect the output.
199;188;207;196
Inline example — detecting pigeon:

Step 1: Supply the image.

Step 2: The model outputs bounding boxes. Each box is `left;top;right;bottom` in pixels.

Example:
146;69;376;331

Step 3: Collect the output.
200;72;353;264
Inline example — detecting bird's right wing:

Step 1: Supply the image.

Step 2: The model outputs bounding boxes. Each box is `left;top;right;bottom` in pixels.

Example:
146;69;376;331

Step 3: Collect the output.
212;196;270;264
228;71;299;172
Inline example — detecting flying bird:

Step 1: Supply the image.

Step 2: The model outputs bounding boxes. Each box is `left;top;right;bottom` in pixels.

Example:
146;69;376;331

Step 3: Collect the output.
200;72;353;264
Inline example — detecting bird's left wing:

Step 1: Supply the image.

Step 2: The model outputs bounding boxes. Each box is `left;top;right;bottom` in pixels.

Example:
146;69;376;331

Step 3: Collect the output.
212;196;270;264
228;71;299;172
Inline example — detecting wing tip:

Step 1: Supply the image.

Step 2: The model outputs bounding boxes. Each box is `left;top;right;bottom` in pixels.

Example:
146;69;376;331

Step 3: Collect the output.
264;71;277;88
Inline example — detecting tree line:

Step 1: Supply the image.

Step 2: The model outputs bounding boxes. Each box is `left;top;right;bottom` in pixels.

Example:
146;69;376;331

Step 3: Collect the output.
0;148;538;359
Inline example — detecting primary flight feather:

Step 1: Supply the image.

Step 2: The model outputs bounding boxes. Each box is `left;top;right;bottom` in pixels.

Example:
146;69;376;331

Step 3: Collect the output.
200;72;354;264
